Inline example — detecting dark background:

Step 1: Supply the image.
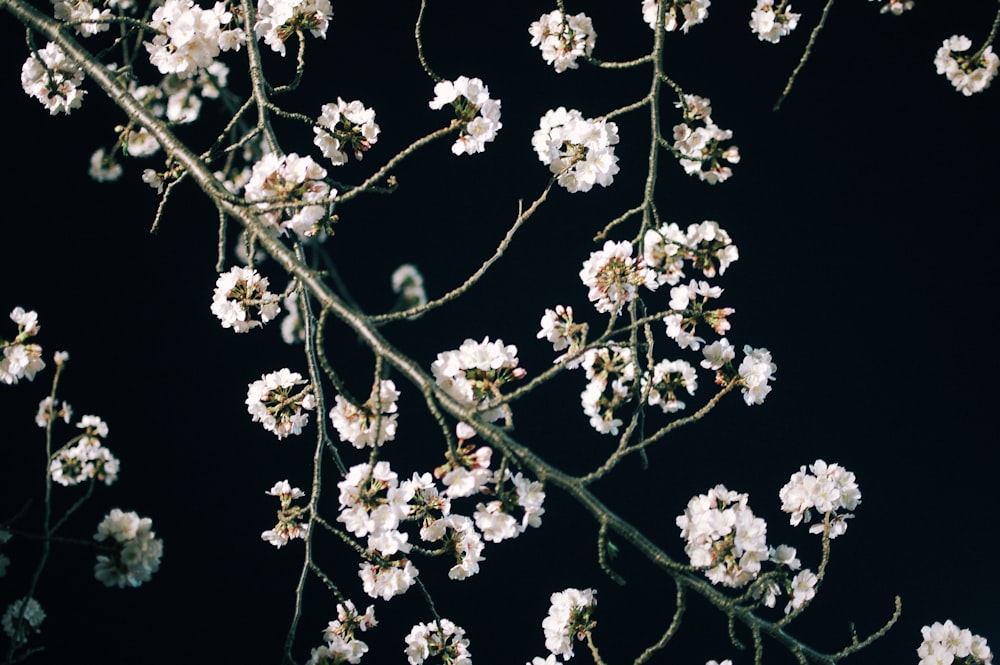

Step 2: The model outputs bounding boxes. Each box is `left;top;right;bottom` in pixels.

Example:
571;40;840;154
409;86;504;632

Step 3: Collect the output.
1;1;997;663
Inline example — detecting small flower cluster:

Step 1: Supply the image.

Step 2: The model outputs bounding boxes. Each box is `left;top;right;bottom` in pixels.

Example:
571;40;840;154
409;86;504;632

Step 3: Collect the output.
676;484;769;588
280;292;306;344
144;0;245;78
579;240;657;315
643;220;740;287
429;76;502;156
642;0;711;33
736;345;776;405
1;307;45;385
1;597;45;644
662;279;734;351
749;0;800;44
528;10;596;73
49;414;120;486
433;437;494;499
431;337;525;425
261;479;309;548
20;42;86;115
358;558;419;602
391;264;428;315
542;587;597;661
329;379;400;449
918;620;993;665
532;107;620;193
537;305;587;367
579;344;636;435
672;94;739;184
404;618;472;665
337;461;412;558
255;0;332;56
307;601;377;665
93;509;164;588
473;469;546;543
52;0;111;37
641;358;698;413
244;152;334;238
245;368;316;439
779;459;860;538
872;0;913;15
934;35;999;96
211;265;281;333
313;97;380;165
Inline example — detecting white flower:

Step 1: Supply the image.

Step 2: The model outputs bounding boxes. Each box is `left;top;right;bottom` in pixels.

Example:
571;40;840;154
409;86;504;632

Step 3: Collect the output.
542;588;597;660
255;0;332;55
779;459;860;538
431;337;524;424
53;0;111;36
533;107;619;192
750;1;800;43
737;345;776;405
701;339;735;370
404;618;472;665
2;597;45;644
673;119;739;184
934;35;999;96
262;480;309;548
358;559;418;600
211;266;281;333
785;569;818;613
35;396;73;428
642;358;697;413
245;368;315;439
21;42;86;115
642;0;711;33
871;0;913;15
529;10;596;73
391;264;427;315
429;76;502;155
329;379;400;448
918;620;993;665
93;509;164;588
88;148;123;182
313;97;380;165
144;0;242;77
244;152;334;238
579;240;657;315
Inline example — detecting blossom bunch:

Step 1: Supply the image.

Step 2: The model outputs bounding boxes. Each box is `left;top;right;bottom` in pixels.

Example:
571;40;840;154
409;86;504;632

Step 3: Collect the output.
779;459;860;538
641;358;698;413
663;278;735;350
736;345;776;405
537;305;587;367
48;414;120;486
144;0;244;78
404;618;472;665
749;0;800;44
391;264;428;314
579;344;637;435
433;440;494;499
431;337;525;424
419;512;485;580
338;461;412;557
245;368;316;439
642;219;739;287
93;509;164;588
20;42;86;115
307;601;377;665
528;10;597;73
313;97;380;165
428;76;502;155
579;240;657;315
243;152;334;238
934;35;999;96
532;107;620;193
917;620;993;665
329;380;400;449
671;94;739;183
211;265;282;333
642;0;711;33
52;0;111;36
358;558;419;601
255;0;332;56
676;484;769;587
1;597;45;644
1;307;45;385
542;587;597;661
260;479;309;548
473;469;546;543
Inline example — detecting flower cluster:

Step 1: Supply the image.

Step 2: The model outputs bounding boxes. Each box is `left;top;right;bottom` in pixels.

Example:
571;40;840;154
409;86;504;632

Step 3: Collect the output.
1;597;45;644
404;618;472;665
20;42;86;115
307;601;377;665
528;10;596;73
737;345;776;405
872;0;913;15
429;76;502;155
934;35;999;96
93;509;164;588
579;344;636;435
255;0;332;56
431;337;525;424
144;0;245;78
749;0;800;44
337;461;412;557
49;414;120;486
261;480;309;548
537;305;586;367
211;266;281;333
391;264;428;315
358;558;419;601
420;512;485;580
1;307;45;385
52;0;111;37
662;278;734;351
642;219;740;287
579;240;657;315
918;620;993;665
542;587;597;661
244;152;334;238
672;94;739;184
329;379;400;449
676;484;769;587
313;98;380;165
642;0;711;33
532;107;620;193
641;358;697;413
473;469;546;543
779;459;861;538
245;368;316;439
432;440;494;499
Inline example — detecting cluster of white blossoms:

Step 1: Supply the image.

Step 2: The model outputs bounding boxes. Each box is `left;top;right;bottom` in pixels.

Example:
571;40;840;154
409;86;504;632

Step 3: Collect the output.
337;461;412;558
473;469;546;543
245;368;316;439
672;94;739;184
934;35;999;96
20;42;86;115
93;509;164;588
532;107;620;193
1;307;45;385
261;479;309;548
643;220;739;287
358;558;420;602
1;597;45;644
871;0;914;15
579;344;636;435
329;379;400;449
211;265;282;333
579;240;657;315
429;76;502;156
306;601;377;665
528;10;597;73
641;358;698;413
420;512;485;581
676;484;770;588
431;337;525;425
255;0;332;56
280;292;306;345
663;278;734;351
779;459;861;538
537;304;586;367
52;0;111;37
433;438;494;499
48;414;120;486
144;0;244;78
313;98;380;165
749;0;800;44
244;152;334;238
404;618;472;665
391;264;428;315
541;587;597;661
642;0;711;33
736;345;776;405
918;620;993;665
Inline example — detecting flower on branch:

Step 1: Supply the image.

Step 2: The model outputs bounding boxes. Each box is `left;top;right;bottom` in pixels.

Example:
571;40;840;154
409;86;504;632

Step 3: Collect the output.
49;414;120;486
431;337;525;425
529;10;597;73
245;368;316;439
542;587;597;661
313;98;381;165
532;107;619;193
144;0;244;78
329;379;400;449
211;265;282;333
872;0;913;15
255;0;331;56
337;461;411;557
642;0;711;33
52;0;111;37
580;344;637;435
93;509;164;588
307;601;377;665
934;35;999;96
749;0;800;44
429;76;503;156
642;358;698;413
736;345;775;405
579;240;657;315
779;459;860;538
1;597;45;645
918;620;993;665
1;307;45;385
404;618;472;665
20;42;86;115
643;220;740;287
244;152;336;239
261;479;309;548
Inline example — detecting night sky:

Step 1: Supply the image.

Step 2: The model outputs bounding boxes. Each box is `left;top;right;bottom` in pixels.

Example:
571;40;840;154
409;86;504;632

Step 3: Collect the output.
1;1;997;664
